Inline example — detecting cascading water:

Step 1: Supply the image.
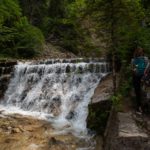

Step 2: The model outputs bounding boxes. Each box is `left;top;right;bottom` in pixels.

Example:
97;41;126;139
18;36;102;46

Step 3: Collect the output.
0;58;110;136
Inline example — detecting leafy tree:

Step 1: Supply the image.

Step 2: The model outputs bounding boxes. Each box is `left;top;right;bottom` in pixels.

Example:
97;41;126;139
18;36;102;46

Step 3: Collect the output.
43;0;88;54
18;0;99;55
14;17;44;58
0;0;44;58
48;0;66;18
0;0;21;23
19;0;48;27
86;0;144;92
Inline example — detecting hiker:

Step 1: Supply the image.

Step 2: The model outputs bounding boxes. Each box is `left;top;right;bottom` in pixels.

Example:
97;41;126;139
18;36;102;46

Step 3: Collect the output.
131;47;149;112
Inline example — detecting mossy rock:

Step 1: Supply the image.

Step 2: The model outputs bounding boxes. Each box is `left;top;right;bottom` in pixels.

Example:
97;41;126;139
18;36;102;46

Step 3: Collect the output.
87;100;112;135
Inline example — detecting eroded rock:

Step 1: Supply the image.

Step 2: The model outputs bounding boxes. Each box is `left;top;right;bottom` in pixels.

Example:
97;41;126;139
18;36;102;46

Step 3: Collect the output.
0;113;96;150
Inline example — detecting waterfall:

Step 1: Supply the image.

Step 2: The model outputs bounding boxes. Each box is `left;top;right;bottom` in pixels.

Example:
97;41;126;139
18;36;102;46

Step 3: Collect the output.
0;58;110;136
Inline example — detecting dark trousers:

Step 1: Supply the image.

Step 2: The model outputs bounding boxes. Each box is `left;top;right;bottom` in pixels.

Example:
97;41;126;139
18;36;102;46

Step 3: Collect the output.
132;74;143;110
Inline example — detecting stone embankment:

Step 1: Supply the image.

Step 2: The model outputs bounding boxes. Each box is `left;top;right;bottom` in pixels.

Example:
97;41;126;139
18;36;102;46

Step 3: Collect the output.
91;74;150;150
0;60;17;99
87;74;113;134
104;110;150;150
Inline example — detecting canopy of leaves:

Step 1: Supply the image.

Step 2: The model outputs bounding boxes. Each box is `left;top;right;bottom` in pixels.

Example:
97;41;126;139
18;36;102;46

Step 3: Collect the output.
85;0;150;61
0;0;150;59
0;0;44;59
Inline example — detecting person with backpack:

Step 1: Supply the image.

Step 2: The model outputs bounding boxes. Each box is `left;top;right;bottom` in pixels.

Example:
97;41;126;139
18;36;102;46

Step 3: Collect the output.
131;47;149;113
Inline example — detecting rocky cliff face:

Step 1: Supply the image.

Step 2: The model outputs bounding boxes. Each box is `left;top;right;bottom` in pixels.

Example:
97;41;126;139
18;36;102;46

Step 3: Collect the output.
0;61;17;99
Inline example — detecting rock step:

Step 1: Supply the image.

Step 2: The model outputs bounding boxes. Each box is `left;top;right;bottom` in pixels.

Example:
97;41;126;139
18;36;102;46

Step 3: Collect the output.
33;58;107;65
0;61;17;67
104;111;149;150
0;67;14;75
23;64;110;75
118;113;148;138
0;74;12;99
0;61;16;99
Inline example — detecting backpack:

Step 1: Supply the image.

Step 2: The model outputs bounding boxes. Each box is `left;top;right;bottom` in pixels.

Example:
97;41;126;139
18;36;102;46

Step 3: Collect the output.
133;57;147;76
141;65;150;86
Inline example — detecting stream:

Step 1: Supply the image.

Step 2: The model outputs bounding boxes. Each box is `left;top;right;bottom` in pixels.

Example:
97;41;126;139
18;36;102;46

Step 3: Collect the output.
0;58;110;150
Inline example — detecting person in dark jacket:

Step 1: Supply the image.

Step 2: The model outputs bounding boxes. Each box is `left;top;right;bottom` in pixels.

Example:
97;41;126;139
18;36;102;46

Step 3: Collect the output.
131;47;149;112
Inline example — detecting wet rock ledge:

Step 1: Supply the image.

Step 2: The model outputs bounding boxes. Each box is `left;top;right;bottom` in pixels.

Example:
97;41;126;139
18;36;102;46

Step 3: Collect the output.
0;60;17;99
0;113;82;150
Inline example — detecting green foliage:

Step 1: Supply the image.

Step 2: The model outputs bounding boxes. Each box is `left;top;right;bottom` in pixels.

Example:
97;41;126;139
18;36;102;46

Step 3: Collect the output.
135;28;150;54
41;0;90;55
0;0;21;24
0;0;44;59
43;17;80;53
111;94;123;112
111;60;133;112
87;103;111;134
67;0;86;19
19;0;48;26
85;0;147;59
1;0;150;58
48;0;66;18
14;17;44;58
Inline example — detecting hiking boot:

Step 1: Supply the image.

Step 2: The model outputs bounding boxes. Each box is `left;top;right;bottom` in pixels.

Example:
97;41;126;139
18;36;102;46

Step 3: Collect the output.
135;107;143;115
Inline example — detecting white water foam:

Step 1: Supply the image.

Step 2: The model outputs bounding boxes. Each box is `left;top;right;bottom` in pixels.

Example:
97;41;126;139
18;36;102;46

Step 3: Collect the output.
0;60;109;136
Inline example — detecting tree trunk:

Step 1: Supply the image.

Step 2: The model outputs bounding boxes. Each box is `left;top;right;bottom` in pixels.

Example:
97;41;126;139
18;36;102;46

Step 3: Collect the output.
112;53;117;94
110;0;117;94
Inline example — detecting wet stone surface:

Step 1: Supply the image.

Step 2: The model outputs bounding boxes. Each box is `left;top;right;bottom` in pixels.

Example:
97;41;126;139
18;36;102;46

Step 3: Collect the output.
0;112;102;150
104;111;150;150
